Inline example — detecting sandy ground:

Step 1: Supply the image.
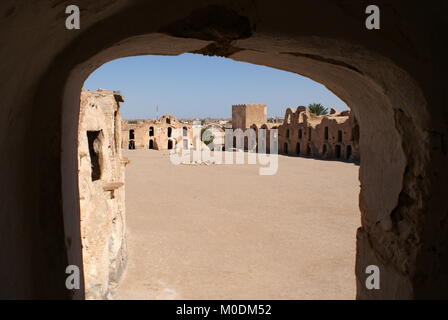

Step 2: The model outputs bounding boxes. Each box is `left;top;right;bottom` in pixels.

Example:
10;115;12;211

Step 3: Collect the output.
114;149;361;300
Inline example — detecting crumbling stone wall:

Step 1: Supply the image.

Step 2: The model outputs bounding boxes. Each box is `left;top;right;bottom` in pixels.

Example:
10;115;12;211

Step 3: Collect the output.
122;115;193;150
78;89;128;299
278;107;360;162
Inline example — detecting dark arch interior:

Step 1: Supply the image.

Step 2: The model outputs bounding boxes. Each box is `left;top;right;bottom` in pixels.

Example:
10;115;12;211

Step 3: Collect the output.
1;1;447;300
322;144;327;156
346;145;352;160
57;17;445;299
335;145;342;159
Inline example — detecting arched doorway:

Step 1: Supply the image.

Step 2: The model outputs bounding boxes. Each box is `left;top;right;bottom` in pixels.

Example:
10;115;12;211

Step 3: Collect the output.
346;145;352;160
296;143;300;155
36;2;439;300
149;140;154;149
322;144;328;157
335;145;342;159
283;142;288;154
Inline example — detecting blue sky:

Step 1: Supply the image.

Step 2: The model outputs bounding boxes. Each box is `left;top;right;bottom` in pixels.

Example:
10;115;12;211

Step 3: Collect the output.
84;53;348;120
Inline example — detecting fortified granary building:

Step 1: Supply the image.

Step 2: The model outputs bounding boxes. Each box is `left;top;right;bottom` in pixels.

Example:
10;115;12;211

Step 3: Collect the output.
277;107;360;162
122;115;193;151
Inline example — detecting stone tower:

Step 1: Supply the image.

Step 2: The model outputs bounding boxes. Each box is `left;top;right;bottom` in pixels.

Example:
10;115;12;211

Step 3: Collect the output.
232;104;267;130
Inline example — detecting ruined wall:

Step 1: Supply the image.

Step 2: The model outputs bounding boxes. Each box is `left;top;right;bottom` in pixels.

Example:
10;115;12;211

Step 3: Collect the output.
278;107;360;162
78;89;128;299
232;104;267;130
122;115;194;151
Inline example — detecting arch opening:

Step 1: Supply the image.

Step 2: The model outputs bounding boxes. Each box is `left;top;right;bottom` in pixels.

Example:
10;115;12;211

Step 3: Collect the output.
56;5;433;301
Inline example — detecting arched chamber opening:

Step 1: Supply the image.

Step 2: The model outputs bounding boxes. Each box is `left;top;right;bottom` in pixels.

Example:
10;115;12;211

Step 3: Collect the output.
335;145;342;159
61;4;430;301
75;52;362;300
322;144;328;158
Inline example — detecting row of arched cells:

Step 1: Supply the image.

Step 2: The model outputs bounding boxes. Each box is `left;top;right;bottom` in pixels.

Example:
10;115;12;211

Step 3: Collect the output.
282;142;352;160
127;126;189;150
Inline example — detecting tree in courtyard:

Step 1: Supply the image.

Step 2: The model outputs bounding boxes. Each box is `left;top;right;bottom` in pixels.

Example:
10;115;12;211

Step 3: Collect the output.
201;127;215;146
307;103;329;115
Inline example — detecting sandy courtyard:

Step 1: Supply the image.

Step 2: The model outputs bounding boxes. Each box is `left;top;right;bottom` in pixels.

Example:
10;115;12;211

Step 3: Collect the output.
115;149;361;300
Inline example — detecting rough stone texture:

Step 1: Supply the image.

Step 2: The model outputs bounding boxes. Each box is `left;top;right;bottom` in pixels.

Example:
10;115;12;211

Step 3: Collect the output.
0;1;447;299
277;107;360;161
122;115;193;150
78;90;128;299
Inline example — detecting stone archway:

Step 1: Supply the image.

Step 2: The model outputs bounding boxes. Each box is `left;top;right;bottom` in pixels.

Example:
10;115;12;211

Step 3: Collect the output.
322;144;328;158
1;1;447;300
335;145;342;159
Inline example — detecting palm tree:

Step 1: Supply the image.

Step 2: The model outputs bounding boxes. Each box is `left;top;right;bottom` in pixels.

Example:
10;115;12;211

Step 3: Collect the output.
307;103;329;115
200;127;215;146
